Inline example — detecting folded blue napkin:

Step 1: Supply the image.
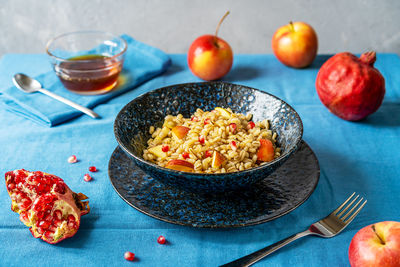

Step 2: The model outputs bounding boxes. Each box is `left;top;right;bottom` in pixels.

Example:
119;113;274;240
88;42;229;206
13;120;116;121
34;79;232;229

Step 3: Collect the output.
0;35;171;127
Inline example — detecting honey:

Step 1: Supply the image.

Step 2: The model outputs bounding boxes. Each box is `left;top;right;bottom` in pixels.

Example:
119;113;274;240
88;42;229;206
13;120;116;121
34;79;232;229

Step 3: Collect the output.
56;54;123;95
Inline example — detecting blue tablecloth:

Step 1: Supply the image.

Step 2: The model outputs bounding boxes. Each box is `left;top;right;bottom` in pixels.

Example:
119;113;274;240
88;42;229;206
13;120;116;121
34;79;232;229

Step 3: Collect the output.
0;53;399;267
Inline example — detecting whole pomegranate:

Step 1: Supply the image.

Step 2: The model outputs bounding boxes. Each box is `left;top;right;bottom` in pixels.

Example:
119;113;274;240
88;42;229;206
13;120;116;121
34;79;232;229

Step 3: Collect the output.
316;51;385;121
5;169;90;244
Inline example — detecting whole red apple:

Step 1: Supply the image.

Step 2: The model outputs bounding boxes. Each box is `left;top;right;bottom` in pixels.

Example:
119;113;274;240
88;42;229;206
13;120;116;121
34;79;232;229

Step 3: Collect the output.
272;21;318;68
349;221;400;267
188;11;233;81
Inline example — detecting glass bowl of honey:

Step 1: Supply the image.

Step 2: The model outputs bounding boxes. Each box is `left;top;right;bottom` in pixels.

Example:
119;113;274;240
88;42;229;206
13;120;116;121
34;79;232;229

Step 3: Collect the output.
46;31;127;95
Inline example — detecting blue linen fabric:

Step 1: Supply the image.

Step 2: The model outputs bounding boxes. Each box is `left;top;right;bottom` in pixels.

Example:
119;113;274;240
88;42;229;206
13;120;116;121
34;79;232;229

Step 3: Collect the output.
0;53;399;267
0;35;171;127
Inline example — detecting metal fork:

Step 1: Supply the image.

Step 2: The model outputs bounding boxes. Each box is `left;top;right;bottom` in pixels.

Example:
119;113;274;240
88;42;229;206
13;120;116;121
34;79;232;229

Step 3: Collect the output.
220;192;367;267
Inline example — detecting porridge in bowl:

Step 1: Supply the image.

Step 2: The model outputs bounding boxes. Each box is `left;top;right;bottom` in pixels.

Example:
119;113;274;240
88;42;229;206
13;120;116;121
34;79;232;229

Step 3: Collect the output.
143;107;280;173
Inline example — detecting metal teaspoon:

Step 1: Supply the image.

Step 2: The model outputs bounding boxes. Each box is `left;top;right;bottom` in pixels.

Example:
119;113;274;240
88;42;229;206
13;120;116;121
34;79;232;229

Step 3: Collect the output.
12;73;100;119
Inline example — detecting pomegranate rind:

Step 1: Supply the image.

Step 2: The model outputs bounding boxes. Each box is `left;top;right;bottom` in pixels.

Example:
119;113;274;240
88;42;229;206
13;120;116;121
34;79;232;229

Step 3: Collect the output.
5;169;89;244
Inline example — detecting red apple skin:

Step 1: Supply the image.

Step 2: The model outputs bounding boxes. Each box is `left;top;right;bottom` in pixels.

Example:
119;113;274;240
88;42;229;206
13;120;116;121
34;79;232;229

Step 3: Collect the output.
272;22;318;68
257;139;275;162
165;159;195;172
349;221;400;267
188;34;233;81
172;126;190;139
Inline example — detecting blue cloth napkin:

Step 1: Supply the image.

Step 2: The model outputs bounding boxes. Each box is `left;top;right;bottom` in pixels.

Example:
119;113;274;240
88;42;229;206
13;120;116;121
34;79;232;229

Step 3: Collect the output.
0;35;171;127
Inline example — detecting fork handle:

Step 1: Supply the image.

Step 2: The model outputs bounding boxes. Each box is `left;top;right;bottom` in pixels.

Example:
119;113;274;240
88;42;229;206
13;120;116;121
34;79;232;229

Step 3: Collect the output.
220;230;311;267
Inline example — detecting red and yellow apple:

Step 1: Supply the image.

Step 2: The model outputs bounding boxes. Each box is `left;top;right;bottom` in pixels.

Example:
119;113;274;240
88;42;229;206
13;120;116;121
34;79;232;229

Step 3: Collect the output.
272;21;318;68
214;107;231;119
349;221;400;267
188;11;233;80
257;139;275;162
171;126;190;140
211;151;226;168
148;145;167;159
165;159;195;172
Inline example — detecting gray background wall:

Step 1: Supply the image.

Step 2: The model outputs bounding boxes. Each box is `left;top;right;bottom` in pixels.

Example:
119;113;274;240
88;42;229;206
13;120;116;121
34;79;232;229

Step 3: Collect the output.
1;0;399;55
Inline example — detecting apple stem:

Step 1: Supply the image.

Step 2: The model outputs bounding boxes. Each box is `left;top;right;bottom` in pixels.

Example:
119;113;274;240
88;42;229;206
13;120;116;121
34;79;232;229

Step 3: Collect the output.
288;21;295;32
371;225;385;245
214;11;230;44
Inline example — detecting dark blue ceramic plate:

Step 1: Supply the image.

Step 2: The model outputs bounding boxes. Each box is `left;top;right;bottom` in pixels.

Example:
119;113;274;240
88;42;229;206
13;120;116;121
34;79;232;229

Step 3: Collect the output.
114;82;303;193
108;140;319;228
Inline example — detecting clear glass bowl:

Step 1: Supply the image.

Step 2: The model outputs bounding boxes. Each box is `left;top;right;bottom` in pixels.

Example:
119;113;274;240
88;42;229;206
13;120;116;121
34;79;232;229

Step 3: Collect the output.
46;31;127;95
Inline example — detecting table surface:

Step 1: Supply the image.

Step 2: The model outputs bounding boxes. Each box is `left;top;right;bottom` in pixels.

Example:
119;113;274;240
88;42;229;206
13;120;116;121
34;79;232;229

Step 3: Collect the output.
0;53;399;267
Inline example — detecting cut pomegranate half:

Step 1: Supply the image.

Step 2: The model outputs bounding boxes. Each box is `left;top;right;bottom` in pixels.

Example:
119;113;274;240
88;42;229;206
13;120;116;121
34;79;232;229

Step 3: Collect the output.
5;169;90;244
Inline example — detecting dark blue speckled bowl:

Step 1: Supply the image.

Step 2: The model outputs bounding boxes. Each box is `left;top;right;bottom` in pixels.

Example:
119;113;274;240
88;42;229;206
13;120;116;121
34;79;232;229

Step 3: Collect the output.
114;82;303;193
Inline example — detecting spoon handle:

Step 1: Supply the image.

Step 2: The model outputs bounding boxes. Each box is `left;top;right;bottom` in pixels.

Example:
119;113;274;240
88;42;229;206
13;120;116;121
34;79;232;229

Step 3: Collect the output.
38;88;100;119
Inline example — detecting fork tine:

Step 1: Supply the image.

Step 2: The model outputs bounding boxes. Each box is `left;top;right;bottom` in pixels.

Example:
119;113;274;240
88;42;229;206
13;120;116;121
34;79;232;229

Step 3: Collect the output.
337;194;359;217
341;197;363;221
344;200;367;224
333;192;355;214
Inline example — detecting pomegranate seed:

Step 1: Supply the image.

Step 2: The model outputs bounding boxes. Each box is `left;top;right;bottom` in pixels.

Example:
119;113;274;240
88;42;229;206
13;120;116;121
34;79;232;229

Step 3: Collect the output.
17;182;23;190
204;118;211;125
43;214;53;225
38;220;50;230
43;213;52;222
83;174;92;182
49;225;57;232
191;116;199;122
161;145;170;152
36;183;45;193
89;166;97;172
124;251;135;261
204;150;213;158
19;212;29;222
229;123;237;133
20;198;32;210
157;235;166;244
54;183;66;194
67;215;75;223
54;210;62;220
247;121;256;129
7;183;15;190
230;141;237;151
182;152;190;159
67;155;77;164
37;211;45;219
68;221;77;228
44;231;54;239
199;135;205;145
